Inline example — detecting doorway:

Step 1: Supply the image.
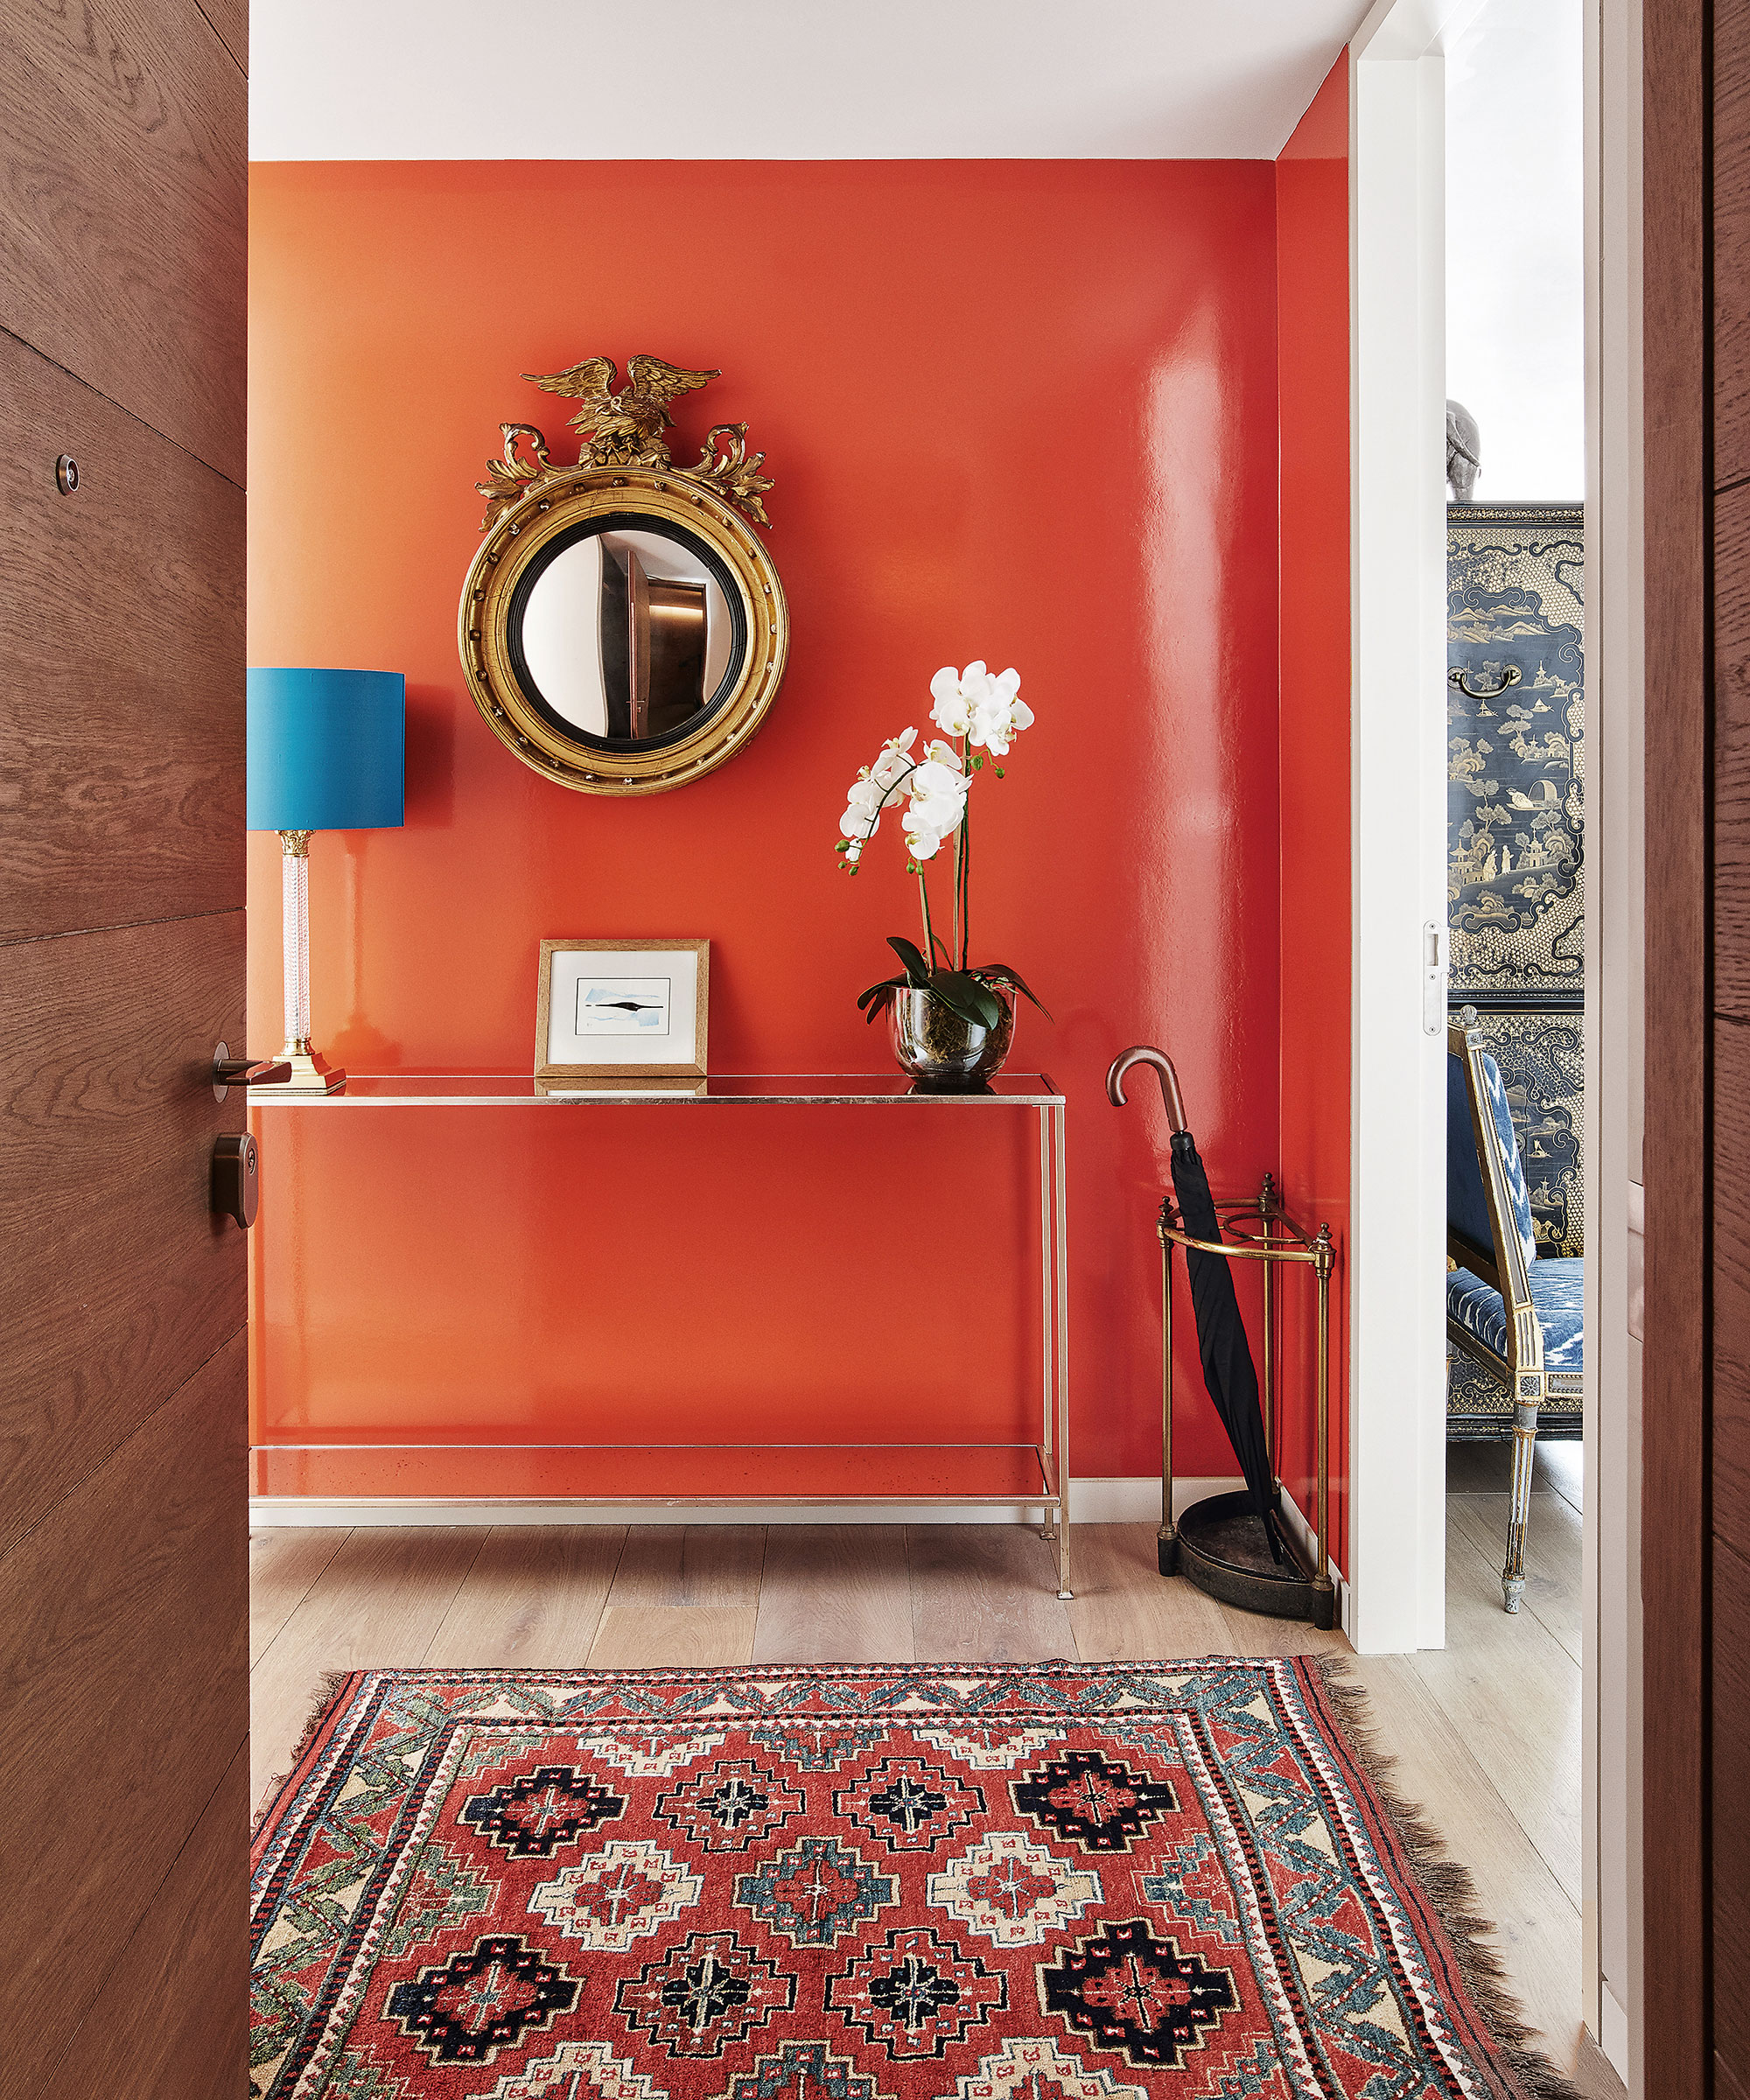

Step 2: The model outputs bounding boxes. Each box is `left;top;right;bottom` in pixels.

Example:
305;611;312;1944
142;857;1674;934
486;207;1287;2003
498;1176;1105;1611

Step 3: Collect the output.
1348;0;1634;2087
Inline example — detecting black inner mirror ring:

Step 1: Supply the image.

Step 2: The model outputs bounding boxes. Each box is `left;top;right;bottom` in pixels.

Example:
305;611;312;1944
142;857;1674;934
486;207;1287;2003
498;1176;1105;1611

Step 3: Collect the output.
505;510;748;754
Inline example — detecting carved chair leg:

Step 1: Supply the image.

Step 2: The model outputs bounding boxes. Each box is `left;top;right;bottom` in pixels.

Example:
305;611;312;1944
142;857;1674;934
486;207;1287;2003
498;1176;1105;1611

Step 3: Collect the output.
1501;1398;1539;1613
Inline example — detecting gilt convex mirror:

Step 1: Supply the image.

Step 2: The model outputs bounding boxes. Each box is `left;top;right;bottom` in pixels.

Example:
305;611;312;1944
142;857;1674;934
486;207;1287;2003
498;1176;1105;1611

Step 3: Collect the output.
458;355;788;793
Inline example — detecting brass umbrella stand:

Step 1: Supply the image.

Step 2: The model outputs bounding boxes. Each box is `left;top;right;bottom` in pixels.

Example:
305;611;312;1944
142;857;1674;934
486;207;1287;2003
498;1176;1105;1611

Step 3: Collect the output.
1110;1046;1338;1631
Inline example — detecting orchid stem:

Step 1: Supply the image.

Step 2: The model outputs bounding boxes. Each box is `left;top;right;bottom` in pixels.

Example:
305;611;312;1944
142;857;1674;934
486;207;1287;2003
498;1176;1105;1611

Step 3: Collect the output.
958;772;971;970
918;867;937;972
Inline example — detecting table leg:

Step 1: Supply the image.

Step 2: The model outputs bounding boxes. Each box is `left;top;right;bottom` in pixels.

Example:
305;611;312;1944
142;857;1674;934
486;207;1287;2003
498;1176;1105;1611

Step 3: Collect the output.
1039;1107;1054;1542
1053;1101;1072;1600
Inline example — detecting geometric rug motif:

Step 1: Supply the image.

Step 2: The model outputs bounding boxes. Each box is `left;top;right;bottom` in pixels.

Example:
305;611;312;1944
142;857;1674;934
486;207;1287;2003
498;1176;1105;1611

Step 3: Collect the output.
251;1660;1572;2098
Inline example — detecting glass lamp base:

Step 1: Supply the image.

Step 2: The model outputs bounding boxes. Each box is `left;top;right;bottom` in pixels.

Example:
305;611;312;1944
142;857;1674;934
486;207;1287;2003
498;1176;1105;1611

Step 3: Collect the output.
258;1046;347;1095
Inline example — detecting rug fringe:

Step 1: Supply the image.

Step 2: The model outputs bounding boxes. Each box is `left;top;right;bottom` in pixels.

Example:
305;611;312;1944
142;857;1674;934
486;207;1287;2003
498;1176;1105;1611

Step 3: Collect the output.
1306;1655;1585;2100
250;1670;361;1841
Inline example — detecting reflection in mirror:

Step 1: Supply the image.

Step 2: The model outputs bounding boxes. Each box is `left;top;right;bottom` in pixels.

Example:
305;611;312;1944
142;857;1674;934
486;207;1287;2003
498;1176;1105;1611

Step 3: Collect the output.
519;528;735;743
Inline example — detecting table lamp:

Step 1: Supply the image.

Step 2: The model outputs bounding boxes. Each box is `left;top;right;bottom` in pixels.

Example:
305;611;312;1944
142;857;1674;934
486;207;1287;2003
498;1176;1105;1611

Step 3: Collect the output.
247;668;405;1093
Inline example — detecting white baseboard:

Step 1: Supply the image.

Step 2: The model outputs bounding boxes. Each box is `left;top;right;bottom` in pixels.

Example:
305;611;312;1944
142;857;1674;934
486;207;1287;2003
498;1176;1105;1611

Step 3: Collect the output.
248;1475;1244;1530
1275;1479;1353;1635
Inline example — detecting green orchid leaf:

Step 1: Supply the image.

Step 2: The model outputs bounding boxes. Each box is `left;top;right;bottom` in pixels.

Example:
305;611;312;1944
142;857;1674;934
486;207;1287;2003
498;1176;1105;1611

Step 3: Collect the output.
886;935;933;987
857;975;906;1018
933;970;1004;1029
973;963;1053;1020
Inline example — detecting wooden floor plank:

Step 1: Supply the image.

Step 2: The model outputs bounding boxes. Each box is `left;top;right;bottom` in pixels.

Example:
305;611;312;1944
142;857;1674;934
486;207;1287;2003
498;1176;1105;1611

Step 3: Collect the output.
588;1604;759;1669
752;1526;913;1662
1450;1489;1583;1665
605;1526;766;1608
1211;1594;1352;1660
1067;1524;1236;1662
248;1529;350;1666
1343;1654;1595;2084
248;1528;485;1813
909;1523;1077;1663
424;1527;626;1668
1446;1438;1584;1508
1411;1507;1584;1904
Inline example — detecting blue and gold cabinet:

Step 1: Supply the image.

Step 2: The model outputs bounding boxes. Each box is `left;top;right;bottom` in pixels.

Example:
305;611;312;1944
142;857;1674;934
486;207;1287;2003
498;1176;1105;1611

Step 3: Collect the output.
1446;503;1584;1436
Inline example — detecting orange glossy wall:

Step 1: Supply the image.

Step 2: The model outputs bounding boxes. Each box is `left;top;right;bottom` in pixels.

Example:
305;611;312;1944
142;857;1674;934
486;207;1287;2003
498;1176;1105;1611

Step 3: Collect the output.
1275;59;1353;1568
247;158;1297;1494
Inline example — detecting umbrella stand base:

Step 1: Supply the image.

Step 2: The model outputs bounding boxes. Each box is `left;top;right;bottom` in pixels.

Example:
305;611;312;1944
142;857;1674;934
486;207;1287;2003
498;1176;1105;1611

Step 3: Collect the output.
1166;1491;1336;1631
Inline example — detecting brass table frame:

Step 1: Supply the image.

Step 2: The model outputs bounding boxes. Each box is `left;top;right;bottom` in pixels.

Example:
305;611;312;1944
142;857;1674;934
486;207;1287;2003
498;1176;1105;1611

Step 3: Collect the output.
1158;1173;1336;1619
248;1072;1074;1599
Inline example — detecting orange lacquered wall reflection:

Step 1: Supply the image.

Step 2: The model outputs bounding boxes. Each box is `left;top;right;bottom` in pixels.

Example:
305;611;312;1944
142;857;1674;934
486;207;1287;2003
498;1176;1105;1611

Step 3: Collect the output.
1275;58;1353;1570
246;158;1304;1495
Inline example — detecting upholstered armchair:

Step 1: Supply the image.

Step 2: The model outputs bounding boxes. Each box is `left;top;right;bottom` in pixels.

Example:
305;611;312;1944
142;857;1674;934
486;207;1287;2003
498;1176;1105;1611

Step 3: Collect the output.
1446;1015;1585;1612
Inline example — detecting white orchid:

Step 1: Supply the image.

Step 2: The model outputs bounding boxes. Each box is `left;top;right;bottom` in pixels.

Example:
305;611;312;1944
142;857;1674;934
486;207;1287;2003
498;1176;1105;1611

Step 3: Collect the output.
970;667;1032;756
902;740;970;861
837;658;1046;1049
929;661;1032;758
838;728;922;863
869;726;918;790
928;662;984;738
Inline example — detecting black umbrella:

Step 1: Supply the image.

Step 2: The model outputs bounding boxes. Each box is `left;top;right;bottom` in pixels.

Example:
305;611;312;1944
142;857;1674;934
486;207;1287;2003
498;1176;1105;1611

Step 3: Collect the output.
1109;1047;1284;1563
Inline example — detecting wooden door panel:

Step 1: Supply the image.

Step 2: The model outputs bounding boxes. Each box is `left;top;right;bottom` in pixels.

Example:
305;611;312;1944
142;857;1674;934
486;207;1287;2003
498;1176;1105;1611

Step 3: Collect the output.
47;1742;249;2100
1718;2;1750;484
0;0;245;483
196;0;246;73
1718;484;1750;1016
0;911;245;1556
1717;1534;1750;2079
1715;1017;1750;1549
0;1329;247;2093
0;330;244;943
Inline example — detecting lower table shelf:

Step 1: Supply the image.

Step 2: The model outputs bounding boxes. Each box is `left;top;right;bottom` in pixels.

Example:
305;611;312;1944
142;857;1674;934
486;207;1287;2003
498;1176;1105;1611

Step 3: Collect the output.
250;1441;1062;1510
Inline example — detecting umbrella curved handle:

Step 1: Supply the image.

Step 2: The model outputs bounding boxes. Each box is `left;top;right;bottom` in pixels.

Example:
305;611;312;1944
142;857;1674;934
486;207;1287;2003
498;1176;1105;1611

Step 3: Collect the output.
1105;1045;1187;1134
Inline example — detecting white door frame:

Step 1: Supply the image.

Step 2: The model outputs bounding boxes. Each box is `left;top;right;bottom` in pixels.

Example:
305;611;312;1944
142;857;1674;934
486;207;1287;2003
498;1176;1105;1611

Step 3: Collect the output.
1347;0;1476;1656
1586;1;1643;2082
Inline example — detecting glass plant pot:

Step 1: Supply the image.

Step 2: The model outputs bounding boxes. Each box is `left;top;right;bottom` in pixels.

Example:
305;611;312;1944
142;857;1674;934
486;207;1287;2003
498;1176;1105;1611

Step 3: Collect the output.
889;985;1015;1092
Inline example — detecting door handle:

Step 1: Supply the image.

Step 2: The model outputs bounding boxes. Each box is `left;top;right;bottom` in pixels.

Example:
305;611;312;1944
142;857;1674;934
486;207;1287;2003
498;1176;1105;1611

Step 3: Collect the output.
212;1040;292;1100
212;1131;260;1229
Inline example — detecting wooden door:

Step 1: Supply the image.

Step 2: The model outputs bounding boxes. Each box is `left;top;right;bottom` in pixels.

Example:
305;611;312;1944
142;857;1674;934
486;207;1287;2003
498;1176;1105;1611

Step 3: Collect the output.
0;2;248;2091
1646;1;1750;2095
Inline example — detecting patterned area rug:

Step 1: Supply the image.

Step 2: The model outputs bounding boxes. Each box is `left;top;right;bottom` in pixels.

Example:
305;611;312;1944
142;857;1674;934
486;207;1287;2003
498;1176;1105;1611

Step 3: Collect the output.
251;1661;1574;2099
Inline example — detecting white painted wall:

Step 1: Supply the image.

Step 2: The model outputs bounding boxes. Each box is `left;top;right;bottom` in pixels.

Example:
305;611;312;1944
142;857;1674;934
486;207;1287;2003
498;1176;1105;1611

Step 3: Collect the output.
1446;0;1586;499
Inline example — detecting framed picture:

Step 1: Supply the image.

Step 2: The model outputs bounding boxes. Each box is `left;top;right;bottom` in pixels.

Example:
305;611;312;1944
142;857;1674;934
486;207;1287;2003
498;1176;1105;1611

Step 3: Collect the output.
534;939;710;1092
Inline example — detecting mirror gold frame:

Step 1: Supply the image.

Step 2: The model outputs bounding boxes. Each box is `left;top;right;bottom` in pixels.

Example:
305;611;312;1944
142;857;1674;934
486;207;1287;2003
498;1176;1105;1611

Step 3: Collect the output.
458;355;789;794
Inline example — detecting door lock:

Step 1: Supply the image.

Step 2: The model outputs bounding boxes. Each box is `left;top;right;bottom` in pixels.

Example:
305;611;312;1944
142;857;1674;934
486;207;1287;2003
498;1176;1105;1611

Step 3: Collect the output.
212;1040;292;1101
212;1132;260;1229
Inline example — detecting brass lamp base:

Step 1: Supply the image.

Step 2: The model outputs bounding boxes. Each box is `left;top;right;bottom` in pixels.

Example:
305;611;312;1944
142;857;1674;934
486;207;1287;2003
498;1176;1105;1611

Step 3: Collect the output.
257;1046;346;1096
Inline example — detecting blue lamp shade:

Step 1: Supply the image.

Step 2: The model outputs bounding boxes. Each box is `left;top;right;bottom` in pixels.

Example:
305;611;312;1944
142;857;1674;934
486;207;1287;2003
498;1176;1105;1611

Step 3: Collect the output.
247;668;405;832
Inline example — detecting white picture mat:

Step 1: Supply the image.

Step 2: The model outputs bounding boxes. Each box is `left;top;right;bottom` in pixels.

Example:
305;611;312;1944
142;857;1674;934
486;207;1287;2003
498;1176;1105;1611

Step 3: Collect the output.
545;948;698;1067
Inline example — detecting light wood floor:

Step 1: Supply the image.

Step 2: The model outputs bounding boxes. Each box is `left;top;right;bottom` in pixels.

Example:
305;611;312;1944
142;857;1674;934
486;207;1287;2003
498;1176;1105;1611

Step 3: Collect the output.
250;1443;1620;2096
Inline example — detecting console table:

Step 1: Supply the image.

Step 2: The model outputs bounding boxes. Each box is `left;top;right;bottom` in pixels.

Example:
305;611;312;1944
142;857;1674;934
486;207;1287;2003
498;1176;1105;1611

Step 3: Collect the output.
250;1072;1073;1598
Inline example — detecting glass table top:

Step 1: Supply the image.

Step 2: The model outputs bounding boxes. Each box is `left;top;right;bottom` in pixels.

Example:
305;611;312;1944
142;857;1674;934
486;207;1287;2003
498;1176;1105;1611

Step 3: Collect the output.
248;1070;1065;1106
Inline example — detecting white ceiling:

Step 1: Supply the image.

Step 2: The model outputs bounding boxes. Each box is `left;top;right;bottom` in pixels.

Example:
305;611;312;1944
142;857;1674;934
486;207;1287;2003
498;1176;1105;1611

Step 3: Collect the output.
251;1;1372;161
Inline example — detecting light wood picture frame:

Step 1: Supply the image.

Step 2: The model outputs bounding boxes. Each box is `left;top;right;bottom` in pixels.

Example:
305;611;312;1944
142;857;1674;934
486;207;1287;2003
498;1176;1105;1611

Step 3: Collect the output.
535;939;710;1092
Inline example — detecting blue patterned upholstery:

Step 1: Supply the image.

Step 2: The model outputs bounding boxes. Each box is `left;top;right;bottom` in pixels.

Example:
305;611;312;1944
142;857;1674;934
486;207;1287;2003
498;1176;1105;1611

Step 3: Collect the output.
1447;1258;1585;1372
1448;1047;1538;1275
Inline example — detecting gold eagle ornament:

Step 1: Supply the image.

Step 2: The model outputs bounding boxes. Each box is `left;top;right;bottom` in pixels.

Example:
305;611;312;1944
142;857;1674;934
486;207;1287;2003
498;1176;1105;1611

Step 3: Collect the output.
474;354;776;532
522;354;718;471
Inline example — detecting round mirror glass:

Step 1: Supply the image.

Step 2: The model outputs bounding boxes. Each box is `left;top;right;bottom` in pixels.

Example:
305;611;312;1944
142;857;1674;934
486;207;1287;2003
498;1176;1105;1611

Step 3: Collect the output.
508;516;745;751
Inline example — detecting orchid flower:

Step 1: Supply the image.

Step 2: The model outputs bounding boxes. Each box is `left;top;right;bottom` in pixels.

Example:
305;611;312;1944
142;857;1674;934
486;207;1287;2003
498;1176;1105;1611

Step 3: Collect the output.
928;662;984;738
902;741;970;862
837;728;920;864
970;666;1032;755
